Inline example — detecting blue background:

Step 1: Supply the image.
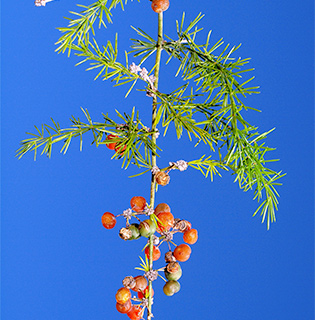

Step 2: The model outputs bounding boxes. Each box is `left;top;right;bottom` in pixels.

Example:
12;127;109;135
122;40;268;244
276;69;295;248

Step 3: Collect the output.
1;0;314;319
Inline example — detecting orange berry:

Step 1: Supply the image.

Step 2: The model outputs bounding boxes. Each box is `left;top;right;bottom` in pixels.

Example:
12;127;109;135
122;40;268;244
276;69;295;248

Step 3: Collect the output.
115;287;131;304
173;244;191;262
144;245;161;261
116;299;132;314
151;0;169;13
156;212;174;233
130;196;146;212
183;228;198;244
101;212;116;229
155;171;170;186
137;286;154;299
154;203;171;215
132;276;148;292
127;305;143;320
105;134;118;150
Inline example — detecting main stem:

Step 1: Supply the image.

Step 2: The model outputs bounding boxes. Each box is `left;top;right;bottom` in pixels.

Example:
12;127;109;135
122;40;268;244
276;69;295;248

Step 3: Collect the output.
147;12;163;320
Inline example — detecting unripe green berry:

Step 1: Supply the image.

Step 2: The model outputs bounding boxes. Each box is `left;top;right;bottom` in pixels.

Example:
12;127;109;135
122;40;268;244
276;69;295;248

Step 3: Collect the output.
129;223;141;240
119;224;141;240
139;219;156;237
164;262;182;281
163;280;181;296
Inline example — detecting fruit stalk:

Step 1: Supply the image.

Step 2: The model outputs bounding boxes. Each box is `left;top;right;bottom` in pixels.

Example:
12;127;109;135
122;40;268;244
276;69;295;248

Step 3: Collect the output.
147;11;164;320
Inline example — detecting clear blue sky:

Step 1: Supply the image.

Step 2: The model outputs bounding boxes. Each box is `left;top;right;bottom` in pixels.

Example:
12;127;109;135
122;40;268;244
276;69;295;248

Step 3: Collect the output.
1;1;314;319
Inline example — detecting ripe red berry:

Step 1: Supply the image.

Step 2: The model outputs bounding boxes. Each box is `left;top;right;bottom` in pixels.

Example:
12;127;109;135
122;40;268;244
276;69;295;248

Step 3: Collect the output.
137;286;154;299
132;276;148;292
115;287;131;304
130;196;146;212
183;228;198;244
154;203;171;215
151;0;170;13
156;211;174;233
127;305;143;320
105;134;118;150
173;244;191;262
144;245;161;261
101;212;116;229
114;143;127;155
116;299;132;314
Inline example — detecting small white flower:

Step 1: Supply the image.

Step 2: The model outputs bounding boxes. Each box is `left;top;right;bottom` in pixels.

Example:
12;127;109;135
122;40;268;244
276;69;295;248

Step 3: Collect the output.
148;75;156;87
144;206;154;216
151;166;160;175
150;235;160;246
129;62;142;74
169;160;188;171
176;160;188;171
161;231;173;242
34;0;53;6
144;270;158;281
155;129;160;139
139;68;150;82
142;126;150;132
122;208;133;219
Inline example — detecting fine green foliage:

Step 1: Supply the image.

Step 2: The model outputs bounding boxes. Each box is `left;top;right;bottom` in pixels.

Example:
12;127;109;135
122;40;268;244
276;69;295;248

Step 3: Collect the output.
16;108;157;170
135;255;150;272
188;155;228;181
56;0;130;55
17;3;284;229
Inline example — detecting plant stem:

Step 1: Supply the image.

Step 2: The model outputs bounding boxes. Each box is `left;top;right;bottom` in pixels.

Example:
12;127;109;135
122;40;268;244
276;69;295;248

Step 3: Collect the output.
147;12;163;320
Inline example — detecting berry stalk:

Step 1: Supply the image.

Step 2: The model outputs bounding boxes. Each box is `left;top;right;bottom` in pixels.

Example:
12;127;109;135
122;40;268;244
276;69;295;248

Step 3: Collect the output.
147;11;164;320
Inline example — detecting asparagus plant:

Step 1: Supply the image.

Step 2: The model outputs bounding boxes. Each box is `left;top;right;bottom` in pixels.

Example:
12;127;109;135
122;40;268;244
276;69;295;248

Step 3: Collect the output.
18;0;285;319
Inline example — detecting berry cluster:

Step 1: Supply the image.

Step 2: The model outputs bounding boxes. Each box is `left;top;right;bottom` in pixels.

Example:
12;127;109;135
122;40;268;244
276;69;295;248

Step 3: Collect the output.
102;196;198;318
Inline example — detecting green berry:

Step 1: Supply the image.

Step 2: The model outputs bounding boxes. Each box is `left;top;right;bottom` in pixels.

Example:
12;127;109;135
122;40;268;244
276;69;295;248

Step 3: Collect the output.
129;223;141;240
139;219;156;238
163;280;181;296
164;262;182;281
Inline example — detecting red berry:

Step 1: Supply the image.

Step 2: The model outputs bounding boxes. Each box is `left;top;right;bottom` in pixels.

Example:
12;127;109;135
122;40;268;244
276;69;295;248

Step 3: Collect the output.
101;212;116;229
156;212;174;233
151;0;170;13
137;286;154;299
173;244;191;262
115;287;131;304
105;134;118;150
154;203;171;215
114;143;127;155
127;305;143;320
183;228;198;244
130;196;146;212
145;245;161;261
116;299;132;314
